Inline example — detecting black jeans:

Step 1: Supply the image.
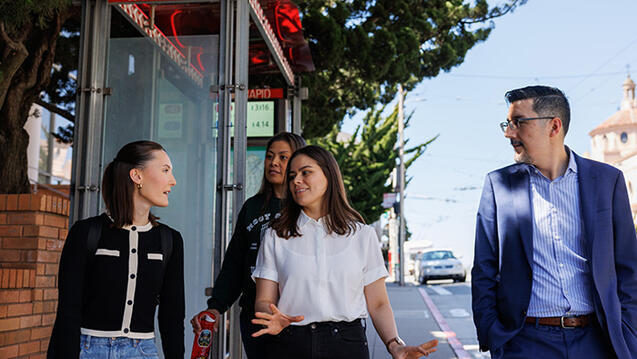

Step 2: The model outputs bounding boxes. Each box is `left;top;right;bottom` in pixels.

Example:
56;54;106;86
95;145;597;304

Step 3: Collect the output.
240;309;269;359
265;319;369;359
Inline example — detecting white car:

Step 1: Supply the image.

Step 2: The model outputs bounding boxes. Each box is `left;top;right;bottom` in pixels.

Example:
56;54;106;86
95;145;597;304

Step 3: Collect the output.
415;249;465;284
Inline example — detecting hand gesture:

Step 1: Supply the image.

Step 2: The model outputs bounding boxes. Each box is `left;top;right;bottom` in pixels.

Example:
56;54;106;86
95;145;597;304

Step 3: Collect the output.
390;339;438;359
251;303;304;337
190;309;220;334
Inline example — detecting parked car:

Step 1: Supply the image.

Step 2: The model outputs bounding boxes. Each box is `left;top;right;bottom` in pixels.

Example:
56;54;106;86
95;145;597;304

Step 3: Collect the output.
415;249;465;284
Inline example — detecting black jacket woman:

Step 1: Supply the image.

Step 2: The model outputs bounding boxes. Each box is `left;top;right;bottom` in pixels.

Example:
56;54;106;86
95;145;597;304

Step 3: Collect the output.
47;141;185;359
191;132;305;358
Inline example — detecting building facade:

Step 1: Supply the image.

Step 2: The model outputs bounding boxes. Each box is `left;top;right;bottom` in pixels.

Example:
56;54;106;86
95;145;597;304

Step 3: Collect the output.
589;75;637;221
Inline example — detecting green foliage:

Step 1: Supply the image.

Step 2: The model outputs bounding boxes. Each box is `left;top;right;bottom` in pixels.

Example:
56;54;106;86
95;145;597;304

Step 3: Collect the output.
297;0;525;138
47;16;80;144
311;99;437;223
46;16;79;114
0;0;70;31
0;0;73;193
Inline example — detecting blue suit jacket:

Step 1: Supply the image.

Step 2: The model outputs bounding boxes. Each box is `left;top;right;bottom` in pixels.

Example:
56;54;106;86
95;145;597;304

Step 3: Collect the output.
471;153;637;357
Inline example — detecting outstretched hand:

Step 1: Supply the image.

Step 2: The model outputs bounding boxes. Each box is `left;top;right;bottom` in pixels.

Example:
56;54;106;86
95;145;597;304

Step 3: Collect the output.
390;339;438;359
190;309;220;334
251;304;304;337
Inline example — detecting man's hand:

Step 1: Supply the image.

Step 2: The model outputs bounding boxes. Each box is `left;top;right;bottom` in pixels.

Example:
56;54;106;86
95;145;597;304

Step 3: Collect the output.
389;339;438;359
251;304;304;337
190;309;220;334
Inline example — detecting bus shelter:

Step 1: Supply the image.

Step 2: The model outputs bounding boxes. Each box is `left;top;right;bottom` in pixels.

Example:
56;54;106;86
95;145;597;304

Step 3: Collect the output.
70;1;313;357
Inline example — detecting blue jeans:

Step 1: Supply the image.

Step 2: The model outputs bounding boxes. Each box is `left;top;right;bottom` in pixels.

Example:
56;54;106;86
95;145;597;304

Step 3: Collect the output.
79;335;160;359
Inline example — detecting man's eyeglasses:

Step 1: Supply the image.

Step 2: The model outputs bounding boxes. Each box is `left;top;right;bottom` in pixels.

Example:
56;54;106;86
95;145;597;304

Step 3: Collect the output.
499;116;555;132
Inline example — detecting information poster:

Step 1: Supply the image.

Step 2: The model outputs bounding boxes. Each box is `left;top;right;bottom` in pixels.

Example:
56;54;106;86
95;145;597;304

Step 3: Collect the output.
213;101;275;137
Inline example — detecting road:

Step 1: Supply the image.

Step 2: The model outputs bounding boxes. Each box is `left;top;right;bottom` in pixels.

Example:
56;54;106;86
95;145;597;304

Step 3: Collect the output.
367;278;491;359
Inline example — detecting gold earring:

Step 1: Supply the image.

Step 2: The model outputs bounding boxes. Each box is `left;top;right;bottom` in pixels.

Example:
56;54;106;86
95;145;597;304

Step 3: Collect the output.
137;183;143;190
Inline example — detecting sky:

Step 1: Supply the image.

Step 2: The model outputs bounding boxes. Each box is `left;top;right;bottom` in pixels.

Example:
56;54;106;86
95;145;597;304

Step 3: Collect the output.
343;0;637;268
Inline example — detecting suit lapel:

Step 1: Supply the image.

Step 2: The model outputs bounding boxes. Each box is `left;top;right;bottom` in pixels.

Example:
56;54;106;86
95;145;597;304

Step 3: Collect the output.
510;167;534;266
574;154;598;260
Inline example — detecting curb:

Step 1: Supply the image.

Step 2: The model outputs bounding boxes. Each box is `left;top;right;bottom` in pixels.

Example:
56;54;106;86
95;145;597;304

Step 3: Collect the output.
417;287;472;359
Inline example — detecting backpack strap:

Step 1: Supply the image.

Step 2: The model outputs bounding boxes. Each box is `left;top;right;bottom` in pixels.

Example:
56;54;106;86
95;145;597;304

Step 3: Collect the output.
159;226;173;274
86;217;103;256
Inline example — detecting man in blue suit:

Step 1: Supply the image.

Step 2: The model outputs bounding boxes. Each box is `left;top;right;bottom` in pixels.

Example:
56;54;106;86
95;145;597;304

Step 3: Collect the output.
472;85;637;358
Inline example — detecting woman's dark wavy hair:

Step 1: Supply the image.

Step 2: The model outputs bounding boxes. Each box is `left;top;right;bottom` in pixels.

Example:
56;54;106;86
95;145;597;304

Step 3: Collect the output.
270;145;365;238
257;132;306;211
102;140;165;228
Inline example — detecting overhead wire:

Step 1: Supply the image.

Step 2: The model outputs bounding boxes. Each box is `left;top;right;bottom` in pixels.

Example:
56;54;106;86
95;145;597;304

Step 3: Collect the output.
567;37;637;94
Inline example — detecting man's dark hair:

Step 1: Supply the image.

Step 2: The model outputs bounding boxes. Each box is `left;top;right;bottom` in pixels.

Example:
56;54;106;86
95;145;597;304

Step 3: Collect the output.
505;86;571;135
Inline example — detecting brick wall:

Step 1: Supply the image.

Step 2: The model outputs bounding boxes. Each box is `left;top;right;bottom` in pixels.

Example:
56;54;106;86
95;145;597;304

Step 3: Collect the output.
0;193;70;359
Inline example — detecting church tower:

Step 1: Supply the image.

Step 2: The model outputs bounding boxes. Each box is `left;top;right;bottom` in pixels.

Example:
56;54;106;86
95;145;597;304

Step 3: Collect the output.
589;75;637;163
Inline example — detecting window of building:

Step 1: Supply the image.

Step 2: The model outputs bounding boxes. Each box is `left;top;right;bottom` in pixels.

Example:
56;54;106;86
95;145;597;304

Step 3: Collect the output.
621;132;629;143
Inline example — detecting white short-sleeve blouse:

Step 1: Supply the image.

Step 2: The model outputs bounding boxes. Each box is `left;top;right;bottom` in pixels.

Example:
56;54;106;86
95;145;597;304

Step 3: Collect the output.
252;211;388;325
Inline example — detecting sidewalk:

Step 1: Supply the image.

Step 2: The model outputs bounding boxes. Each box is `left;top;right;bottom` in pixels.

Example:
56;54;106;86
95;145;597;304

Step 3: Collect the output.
366;282;457;359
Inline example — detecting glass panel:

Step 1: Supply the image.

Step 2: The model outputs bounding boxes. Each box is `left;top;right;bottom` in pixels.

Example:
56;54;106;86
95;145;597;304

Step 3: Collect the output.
102;5;219;356
246;146;266;199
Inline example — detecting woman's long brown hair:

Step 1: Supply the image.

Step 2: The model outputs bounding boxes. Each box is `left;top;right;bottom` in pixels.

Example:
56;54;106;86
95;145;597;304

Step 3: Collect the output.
270;145;364;238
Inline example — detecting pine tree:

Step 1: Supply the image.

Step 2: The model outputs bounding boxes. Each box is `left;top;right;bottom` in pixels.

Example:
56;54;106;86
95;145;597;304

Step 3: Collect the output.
312;99;436;223
297;0;526;137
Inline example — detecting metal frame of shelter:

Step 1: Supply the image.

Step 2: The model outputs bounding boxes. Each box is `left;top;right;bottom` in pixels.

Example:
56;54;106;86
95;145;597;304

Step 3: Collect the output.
70;1;304;358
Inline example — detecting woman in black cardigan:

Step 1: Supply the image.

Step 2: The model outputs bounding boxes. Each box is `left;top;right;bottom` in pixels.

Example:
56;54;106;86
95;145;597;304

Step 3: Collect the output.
48;140;185;359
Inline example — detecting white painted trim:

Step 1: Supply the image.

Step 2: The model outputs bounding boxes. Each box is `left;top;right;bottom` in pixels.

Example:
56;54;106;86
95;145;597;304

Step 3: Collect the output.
121;230;139;333
430;286;452;296
81;327;154;339
147;253;163;261
95;249;120;257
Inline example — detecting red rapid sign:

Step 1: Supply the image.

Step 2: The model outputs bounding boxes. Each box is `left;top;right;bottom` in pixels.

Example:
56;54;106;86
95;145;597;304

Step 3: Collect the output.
247;88;284;99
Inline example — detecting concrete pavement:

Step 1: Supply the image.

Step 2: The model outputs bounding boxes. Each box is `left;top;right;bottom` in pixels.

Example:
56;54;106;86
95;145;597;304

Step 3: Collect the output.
367;280;490;359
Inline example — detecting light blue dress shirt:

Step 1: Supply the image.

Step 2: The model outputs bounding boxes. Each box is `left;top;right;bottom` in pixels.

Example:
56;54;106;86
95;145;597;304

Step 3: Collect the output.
526;148;595;317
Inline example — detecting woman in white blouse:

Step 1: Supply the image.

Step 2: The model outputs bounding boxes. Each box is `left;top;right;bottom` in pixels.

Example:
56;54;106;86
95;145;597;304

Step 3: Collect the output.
251;145;438;359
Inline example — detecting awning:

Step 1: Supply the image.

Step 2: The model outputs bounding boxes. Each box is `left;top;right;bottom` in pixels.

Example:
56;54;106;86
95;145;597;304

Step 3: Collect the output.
112;1;314;86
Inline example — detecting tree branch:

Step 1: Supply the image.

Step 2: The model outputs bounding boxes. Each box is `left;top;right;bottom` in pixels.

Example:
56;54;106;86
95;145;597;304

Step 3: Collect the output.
34;98;74;122
461;0;526;25
0;22;29;109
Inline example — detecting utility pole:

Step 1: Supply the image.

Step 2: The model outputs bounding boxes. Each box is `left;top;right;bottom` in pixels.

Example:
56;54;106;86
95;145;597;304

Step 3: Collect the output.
397;85;406;286
389;169;398;281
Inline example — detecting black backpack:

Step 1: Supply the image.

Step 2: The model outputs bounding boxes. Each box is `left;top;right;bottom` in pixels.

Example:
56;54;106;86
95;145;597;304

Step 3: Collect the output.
85;217;173;274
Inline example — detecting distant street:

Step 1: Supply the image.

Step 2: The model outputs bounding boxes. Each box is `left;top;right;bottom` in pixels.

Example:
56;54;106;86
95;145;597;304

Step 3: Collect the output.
368;277;491;359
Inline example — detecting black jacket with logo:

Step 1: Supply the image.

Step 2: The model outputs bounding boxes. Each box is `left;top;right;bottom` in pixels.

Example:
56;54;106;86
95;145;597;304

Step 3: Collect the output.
207;193;281;314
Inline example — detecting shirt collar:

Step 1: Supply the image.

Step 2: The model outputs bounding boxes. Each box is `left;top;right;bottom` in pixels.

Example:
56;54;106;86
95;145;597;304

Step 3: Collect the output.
104;212;154;232
122;222;153;232
565;146;578;174
528;146;578;177
297;210;324;228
